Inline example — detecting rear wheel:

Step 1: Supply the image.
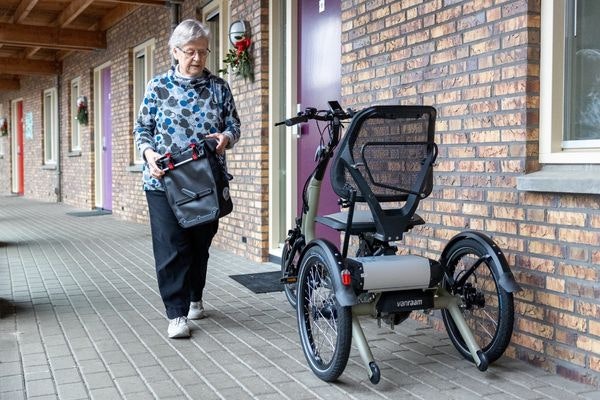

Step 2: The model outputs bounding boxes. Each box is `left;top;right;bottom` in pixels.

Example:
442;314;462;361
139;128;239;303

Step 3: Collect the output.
296;245;352;382
441;238;514;364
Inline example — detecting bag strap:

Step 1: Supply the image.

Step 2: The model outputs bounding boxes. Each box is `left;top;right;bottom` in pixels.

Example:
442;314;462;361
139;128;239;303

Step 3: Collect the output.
202;138;233;181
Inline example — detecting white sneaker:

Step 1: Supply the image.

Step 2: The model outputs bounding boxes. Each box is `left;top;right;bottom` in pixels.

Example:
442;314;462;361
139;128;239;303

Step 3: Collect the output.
168;317;190;338
188;301;206;320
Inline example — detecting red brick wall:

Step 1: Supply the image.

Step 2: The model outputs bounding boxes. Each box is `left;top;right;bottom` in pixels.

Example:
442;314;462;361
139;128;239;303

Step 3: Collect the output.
59;6;172;222
341;0;598;386
222;0;270;261
0;76;60;201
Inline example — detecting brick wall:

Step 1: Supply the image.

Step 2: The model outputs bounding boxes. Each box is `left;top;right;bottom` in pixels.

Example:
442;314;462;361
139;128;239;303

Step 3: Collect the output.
59;6;172;223
210;0;270;261
0;76;60;201
341;0;599;386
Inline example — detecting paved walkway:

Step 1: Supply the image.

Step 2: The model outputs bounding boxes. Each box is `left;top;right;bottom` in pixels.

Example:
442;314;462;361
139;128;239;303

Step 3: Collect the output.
1;196;599;400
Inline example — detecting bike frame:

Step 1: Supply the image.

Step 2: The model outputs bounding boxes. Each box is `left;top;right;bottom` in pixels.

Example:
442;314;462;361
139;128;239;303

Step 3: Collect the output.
278;104;518;384
300;114;343;242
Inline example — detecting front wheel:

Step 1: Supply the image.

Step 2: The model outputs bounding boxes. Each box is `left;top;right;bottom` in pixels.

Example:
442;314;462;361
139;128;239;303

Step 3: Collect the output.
296;245;352;382
441;238;514;364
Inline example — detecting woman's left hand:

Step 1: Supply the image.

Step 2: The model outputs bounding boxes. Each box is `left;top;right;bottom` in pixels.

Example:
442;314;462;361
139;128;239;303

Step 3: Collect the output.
205;133;230;154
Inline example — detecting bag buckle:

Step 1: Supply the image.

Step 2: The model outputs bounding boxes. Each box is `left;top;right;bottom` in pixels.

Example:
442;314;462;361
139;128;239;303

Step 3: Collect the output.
164;152;174;170
189;143;199;160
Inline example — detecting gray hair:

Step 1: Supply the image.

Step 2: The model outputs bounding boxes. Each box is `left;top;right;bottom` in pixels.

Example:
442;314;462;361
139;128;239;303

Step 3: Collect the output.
168;19;211;52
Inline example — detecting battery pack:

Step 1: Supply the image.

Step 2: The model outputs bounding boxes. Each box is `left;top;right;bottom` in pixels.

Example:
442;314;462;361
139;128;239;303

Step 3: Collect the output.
349;255;442;292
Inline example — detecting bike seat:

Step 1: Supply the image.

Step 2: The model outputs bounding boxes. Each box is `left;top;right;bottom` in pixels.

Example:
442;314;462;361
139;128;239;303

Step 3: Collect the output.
329;105;437;241
316;210;425;234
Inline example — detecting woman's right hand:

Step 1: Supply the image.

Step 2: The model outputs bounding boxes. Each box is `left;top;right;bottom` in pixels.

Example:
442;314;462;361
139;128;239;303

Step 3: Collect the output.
144;148;165;179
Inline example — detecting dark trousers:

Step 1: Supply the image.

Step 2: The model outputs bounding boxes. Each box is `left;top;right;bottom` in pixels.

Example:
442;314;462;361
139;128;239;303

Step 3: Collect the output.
145;190;218;319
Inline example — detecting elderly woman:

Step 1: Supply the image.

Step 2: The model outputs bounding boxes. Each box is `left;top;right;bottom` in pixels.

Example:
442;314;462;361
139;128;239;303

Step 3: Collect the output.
134;19;241;338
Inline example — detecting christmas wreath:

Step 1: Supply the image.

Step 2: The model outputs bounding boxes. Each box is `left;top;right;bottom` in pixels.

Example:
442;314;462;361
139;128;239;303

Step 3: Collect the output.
76;96;88;125
220;36;254;82
0;117;7;136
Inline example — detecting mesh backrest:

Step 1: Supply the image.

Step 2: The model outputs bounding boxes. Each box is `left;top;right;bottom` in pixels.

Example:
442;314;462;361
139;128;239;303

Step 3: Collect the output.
332;106;436;203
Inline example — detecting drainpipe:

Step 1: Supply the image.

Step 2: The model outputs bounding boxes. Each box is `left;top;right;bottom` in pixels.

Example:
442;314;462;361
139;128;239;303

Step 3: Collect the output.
55;74;62;203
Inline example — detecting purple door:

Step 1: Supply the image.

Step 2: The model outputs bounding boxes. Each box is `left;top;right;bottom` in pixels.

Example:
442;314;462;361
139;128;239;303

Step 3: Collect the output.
298;0;341;246
101;67;112;211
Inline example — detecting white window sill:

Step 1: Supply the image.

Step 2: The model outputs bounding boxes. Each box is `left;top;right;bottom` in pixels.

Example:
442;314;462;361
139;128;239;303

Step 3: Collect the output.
517;165;600;194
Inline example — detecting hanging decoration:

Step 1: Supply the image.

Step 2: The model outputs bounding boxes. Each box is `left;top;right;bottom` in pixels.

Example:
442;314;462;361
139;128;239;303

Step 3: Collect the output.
0;117;7;136
220;20;254;82
76;96;88;125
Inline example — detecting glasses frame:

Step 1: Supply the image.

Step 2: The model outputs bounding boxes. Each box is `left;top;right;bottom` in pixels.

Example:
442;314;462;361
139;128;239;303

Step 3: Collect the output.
177;47;211;59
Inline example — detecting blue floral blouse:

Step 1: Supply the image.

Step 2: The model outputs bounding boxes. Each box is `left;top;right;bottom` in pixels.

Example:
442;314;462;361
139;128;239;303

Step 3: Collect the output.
134;66;241;191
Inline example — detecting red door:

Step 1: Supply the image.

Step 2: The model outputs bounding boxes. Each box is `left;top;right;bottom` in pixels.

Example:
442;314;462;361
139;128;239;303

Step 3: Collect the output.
16;100;24;195
298;0;341;246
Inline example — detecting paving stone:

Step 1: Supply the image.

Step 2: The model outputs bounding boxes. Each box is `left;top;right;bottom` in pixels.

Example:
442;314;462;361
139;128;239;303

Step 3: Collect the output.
56;382;88;400
25;378;56;397
1;197;598;400
0;374;24;393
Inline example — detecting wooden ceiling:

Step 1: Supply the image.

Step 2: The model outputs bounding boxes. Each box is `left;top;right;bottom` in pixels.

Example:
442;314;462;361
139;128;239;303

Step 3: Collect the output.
0;0;168;91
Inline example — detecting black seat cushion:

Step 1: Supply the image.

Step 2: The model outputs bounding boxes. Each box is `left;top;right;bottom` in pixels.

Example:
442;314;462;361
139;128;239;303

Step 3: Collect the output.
316;210;425;234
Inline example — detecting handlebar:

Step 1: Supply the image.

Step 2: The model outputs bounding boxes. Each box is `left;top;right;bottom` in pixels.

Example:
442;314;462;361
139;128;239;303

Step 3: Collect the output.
275;104;353;127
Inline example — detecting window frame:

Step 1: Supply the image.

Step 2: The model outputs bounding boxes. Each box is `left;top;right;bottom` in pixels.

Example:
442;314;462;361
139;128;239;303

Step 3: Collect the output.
43;88;58;165
132;39;155;165
539;0;600;164
199;0;230;77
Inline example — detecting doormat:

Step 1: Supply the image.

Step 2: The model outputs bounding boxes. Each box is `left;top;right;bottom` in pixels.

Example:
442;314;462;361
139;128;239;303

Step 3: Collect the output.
229;271;283;294
66;209;112;217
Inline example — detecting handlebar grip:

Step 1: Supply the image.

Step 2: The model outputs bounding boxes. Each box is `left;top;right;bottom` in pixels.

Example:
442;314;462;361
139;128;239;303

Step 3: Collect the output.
275;114;309;127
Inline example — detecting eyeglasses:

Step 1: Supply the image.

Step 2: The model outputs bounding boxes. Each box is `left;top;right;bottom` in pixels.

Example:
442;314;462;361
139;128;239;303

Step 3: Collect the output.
177;47;211;58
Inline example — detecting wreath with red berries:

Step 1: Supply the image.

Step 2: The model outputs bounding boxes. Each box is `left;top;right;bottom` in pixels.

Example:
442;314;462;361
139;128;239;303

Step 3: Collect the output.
220;36;254;82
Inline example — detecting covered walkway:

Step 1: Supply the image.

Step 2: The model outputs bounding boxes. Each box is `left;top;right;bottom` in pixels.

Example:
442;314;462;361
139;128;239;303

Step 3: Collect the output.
1;196;598;399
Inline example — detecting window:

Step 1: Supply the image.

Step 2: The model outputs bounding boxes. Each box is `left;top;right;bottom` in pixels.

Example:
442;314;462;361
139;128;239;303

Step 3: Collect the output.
539;0;600;163
132;39;155;164
70;78;81;151
563;0;600;147
199;0;229;76
43;88;58;165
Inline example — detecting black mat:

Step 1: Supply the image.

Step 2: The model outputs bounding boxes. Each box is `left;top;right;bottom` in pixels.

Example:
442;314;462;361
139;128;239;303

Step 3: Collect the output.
66;209;112;217
229;271;283;294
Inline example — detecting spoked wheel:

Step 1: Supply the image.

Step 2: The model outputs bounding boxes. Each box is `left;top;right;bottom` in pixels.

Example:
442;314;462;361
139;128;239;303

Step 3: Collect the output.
296;245;352;382
281;240;299;308
441;238;514;364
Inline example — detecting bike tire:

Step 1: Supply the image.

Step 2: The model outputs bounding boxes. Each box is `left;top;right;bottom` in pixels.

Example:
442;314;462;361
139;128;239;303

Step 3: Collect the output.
281;241;298;308
441;238;514;364
296;245;352;382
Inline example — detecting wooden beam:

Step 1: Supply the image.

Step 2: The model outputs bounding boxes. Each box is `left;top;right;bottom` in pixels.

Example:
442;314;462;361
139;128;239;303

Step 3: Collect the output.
56;0;95;28
0;77;20;91
13;0;40;24
0;23;105;51
104;0;167;6
96;4;140;32
0;57;60;76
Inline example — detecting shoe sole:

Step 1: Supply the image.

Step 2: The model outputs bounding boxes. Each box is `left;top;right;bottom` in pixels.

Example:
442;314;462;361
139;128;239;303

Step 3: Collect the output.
168;329;190;339
187;312;206;320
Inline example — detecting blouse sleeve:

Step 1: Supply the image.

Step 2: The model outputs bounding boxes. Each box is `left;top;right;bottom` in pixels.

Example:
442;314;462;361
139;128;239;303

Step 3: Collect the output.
219;80;241;149
133;80;158;160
